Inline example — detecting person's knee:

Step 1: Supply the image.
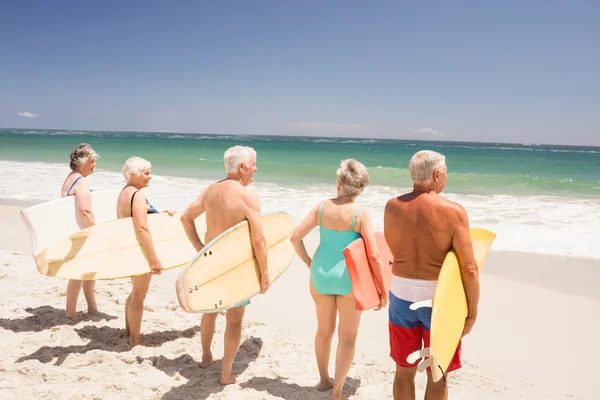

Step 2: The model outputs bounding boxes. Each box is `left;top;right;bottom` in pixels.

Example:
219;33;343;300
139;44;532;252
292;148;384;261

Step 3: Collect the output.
82;280;95;289
226;309;244;330
395;365;418;382
317;322;336;339
130;288;148;303
337;329;358;347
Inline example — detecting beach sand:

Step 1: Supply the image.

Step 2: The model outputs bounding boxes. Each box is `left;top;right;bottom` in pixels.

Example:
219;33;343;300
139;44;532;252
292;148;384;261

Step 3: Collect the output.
0;202;597;399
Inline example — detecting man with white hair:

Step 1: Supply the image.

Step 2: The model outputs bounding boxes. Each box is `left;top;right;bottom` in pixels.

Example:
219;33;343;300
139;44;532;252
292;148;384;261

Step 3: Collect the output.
383;150;480;400
180;145;269;385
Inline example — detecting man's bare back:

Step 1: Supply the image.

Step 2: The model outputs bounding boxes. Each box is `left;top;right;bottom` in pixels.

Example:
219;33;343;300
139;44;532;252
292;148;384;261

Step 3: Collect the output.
384;191;464;280
202;179;258;243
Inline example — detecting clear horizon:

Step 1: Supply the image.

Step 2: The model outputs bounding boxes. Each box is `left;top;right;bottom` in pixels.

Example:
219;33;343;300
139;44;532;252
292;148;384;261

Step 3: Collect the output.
1;2;598;146
3;126;598;148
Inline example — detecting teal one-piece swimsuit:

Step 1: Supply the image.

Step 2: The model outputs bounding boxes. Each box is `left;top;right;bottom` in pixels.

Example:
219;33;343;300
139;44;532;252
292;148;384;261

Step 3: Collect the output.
310;202;361;296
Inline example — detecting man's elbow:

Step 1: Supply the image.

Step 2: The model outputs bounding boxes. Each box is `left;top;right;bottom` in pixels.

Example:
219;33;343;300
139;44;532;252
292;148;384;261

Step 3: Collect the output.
461;264;479;280
251;233;266;248
180;213;194;226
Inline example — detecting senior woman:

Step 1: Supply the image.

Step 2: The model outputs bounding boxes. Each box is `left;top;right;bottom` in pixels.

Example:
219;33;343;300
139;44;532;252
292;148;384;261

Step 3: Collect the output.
60;143;100;321
116;156;174;347
291;159;389;400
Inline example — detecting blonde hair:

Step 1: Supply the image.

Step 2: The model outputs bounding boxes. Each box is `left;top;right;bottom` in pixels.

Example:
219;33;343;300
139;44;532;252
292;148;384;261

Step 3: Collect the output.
224;145;257;173
121;156;152;183
69;143;99;171
409;150;446;184
337;159;370;197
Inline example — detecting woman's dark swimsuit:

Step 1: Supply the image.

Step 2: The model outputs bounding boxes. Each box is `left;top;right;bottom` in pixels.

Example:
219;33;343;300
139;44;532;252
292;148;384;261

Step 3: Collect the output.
131;190;159;215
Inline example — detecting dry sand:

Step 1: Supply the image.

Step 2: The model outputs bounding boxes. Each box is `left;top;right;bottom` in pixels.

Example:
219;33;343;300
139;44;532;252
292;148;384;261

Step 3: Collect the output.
1;202;597;399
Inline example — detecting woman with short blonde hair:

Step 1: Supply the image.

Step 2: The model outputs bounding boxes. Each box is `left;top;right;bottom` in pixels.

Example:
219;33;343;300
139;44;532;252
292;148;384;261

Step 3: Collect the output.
291;159;388;400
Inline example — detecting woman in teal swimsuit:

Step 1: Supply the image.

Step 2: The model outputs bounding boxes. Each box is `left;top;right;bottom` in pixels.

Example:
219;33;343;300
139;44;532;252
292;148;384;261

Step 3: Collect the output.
291;159;389;400
60;143;100;321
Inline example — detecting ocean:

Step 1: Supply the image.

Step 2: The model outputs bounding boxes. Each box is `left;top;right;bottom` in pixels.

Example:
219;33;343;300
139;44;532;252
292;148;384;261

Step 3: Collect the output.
1;128;599;258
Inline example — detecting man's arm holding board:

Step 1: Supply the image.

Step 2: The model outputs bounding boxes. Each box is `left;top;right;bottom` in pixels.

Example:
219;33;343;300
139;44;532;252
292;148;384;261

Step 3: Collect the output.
245;191;269;294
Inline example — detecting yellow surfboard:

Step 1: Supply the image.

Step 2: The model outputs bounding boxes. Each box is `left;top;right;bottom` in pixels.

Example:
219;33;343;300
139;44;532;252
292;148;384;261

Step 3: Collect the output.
429;228;496;382
35;212;206;280
176;212;295;313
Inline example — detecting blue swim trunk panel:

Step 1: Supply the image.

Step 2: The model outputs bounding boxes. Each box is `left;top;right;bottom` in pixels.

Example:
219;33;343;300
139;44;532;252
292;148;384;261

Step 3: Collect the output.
389;292;432;330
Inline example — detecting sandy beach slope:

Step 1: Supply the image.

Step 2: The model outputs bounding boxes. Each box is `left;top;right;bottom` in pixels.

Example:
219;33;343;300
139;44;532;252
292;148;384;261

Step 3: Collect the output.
1;202;597;399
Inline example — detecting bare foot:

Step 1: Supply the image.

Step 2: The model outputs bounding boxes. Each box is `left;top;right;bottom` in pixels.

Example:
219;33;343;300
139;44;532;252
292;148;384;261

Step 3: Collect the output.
121;329;131;338
317;378;334;392
66;312;80;323
128;337;155;347
87;307;98;313
218;374;237;385
199;353;216;369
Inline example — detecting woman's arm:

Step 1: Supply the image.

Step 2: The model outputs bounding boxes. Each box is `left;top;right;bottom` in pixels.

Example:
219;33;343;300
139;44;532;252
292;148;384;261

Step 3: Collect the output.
74;178;95;227
132;192;162;275
359;209;389;310
290;203;320;268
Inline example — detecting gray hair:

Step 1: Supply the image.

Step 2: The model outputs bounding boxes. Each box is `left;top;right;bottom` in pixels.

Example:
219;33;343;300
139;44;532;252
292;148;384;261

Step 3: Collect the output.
69;143;99;171
409;150;447;184
224;145;257;174
337;159;370;197
121;156;152;183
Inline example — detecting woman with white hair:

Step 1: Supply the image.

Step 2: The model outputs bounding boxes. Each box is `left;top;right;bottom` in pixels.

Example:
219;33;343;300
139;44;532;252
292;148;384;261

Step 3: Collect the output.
116;156;174;347
291;159;389;400
60;143;100;321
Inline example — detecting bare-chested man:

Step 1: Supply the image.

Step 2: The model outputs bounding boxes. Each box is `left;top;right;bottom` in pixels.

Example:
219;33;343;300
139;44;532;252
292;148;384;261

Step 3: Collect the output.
383;150;480;400
180;145;270;385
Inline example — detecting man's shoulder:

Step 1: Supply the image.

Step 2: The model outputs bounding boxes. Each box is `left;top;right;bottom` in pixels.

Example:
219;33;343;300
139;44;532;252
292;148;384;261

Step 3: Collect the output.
436;195;467;216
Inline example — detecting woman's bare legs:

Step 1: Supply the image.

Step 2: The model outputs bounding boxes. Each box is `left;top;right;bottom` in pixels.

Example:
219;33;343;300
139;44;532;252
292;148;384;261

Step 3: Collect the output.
126;274;152;347
311;281;337;391
332;293;361;400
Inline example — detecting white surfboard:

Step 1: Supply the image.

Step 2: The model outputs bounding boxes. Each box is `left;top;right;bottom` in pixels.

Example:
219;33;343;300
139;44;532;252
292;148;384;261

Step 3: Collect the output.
20;190;120;256
34;212;207;280
176;212;295;313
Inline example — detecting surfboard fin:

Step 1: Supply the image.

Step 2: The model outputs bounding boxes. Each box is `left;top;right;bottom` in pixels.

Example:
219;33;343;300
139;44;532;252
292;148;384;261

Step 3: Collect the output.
406;347;430;364
417;358;432;372
409;299;432;310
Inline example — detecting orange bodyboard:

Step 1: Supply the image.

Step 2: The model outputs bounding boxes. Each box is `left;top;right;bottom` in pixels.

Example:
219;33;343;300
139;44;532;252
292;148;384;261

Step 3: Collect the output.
343;231;393;310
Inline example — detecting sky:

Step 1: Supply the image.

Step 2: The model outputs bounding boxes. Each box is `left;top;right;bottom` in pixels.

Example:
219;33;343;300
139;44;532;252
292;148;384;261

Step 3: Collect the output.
1;1;599;146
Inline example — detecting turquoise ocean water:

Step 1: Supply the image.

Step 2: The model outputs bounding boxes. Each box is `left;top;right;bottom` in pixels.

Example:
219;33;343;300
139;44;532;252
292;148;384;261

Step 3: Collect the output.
1;128;598;198
0;128;598;258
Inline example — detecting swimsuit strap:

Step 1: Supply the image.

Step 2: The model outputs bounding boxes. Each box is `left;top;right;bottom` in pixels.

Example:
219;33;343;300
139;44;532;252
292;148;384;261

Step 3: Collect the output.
318;201;326;226
350;206;361;230
66;176;84;196
130;190;139;216
131;190;159;215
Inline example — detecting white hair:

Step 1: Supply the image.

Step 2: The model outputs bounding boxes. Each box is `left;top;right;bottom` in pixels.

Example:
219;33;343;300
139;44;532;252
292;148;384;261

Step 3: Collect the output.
337;159;370;197
224;145;257;174
121;156;152;183
409;150;447;184
69;143;99;171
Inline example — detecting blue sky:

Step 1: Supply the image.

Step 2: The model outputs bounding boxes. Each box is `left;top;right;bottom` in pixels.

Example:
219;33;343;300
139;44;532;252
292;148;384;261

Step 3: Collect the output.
1;1;598;145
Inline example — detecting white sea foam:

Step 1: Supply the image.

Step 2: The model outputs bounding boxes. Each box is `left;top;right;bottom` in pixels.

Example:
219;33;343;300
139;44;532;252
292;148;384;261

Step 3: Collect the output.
1;160;598;259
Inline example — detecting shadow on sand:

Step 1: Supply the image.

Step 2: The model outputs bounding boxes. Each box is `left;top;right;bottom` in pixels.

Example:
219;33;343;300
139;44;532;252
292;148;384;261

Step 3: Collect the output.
137;336;263;400
17;324;199;365
0;305;117;333
240;375;361;399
